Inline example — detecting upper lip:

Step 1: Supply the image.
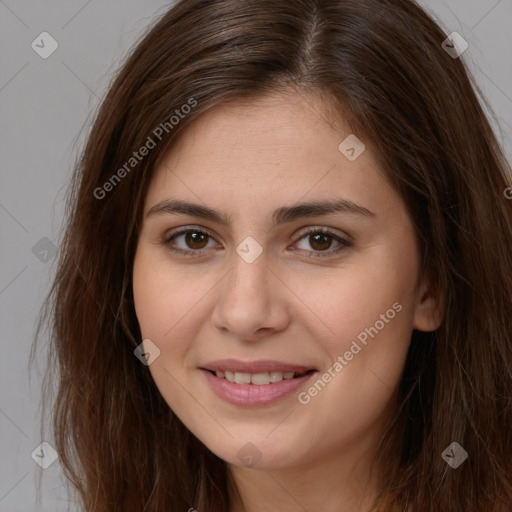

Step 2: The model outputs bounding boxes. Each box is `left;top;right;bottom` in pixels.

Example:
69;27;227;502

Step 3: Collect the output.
200;359;316;374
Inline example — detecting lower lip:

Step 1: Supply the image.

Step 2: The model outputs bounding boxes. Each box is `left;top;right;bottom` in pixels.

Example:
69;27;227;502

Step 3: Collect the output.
201;369;316;407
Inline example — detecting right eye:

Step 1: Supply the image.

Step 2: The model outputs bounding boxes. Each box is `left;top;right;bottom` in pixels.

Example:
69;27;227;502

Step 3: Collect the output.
162;227;220;256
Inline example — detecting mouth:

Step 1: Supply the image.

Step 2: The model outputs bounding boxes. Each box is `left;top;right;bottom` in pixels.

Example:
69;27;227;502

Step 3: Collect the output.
204;368;315;385
199;359;318;406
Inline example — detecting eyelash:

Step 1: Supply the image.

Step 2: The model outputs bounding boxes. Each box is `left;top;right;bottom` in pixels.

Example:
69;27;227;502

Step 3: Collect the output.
162;226;352;259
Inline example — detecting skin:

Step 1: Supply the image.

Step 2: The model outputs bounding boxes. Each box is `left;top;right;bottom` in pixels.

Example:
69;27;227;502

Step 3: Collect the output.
132;89;443;512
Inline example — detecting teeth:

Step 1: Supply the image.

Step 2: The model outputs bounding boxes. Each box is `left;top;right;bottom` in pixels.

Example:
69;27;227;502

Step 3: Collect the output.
251;372;271;385
213;370;307;385
269;371;283;382
234;372;252;384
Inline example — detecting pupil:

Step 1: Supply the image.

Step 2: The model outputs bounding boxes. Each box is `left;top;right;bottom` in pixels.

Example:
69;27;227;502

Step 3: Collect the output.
186;232;207;249
311;233;330;250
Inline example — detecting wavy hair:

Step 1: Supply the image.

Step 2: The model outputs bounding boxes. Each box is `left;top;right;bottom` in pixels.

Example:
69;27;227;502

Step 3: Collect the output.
32;0;512;510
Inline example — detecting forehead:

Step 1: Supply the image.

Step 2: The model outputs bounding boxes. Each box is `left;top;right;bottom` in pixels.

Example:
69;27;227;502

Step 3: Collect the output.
144;90;395;219
166;90;348;163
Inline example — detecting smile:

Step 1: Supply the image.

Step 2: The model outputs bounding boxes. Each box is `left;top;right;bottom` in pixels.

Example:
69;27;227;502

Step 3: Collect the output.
210;369;311;385
199;359;317;406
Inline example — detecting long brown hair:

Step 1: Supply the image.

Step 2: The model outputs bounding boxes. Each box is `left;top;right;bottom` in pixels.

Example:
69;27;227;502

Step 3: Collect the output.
32;0;512;510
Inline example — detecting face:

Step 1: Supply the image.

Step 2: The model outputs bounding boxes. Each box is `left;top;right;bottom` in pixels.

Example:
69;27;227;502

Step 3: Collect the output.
132;89;442;473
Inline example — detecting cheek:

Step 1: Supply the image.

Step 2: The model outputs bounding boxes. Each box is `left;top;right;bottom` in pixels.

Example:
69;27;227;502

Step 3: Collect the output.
132;250;205;412
132;248;219;371
293;242;418;419
132;255;167;339
133;247;192;336
297;256;416;359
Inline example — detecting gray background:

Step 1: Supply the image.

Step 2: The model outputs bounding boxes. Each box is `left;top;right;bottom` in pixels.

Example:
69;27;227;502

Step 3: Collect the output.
1;1;511;510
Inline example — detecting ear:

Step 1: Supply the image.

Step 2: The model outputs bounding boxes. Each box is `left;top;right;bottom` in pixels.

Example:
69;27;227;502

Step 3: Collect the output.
412;271;444;332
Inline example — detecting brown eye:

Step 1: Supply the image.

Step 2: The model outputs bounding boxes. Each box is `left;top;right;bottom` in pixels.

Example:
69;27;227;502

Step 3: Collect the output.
183;231;209;250
163;228;218;255
307;232;333;251
163;226;351;259
294;228;352;258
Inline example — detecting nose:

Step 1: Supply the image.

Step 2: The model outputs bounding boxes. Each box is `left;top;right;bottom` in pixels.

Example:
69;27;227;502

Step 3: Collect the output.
210;249;291;341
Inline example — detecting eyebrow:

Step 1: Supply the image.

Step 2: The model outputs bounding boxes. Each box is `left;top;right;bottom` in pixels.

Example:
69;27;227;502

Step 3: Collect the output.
146;198;375;227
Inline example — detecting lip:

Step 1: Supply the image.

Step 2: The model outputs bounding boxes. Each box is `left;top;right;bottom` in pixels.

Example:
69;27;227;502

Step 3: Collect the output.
200;368;317;407
200;359;316;374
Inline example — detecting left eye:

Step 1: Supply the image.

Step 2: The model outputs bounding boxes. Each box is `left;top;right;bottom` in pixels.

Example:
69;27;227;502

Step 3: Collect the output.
163;227;352;258
294;228;351;256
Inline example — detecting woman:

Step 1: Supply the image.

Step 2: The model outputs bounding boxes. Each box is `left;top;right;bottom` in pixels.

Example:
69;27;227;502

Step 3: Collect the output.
33;0;512;510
